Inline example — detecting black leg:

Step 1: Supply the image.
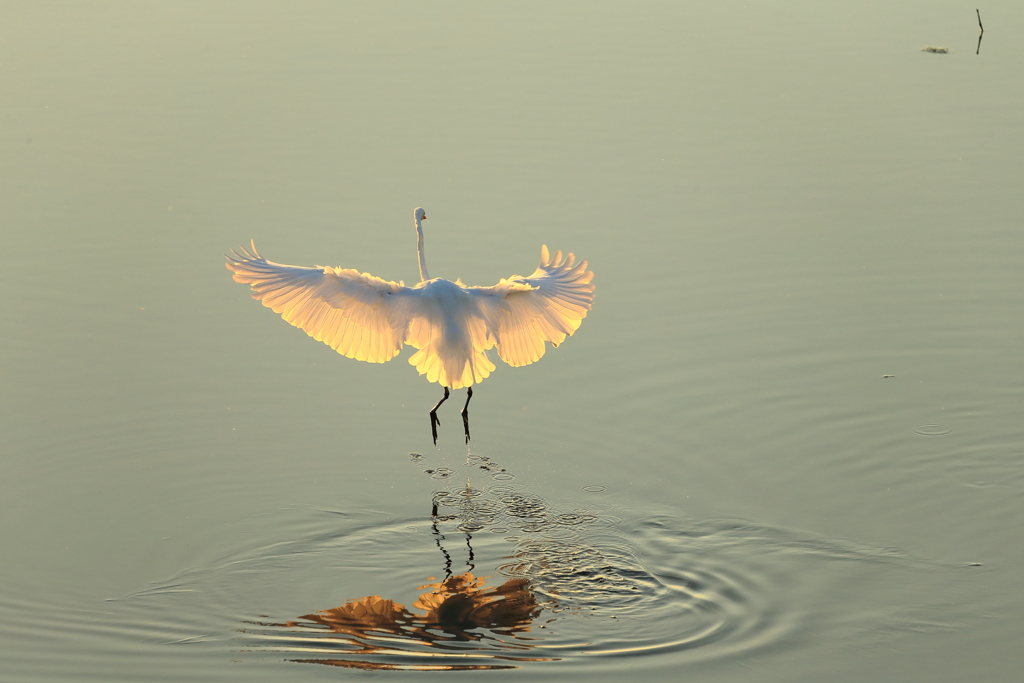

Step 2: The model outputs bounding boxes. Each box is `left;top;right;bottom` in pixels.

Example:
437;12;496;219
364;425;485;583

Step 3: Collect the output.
430;386;450;445
465;532;475;572
461;387;473;444
431;515;453;580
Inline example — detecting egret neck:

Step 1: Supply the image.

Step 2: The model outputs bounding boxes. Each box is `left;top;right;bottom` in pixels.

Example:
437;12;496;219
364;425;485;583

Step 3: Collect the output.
415;209;430;283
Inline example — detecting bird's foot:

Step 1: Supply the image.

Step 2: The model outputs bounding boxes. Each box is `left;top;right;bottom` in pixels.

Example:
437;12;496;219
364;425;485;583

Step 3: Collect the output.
429;386;450;446
461;386;473;445
430;411;440;445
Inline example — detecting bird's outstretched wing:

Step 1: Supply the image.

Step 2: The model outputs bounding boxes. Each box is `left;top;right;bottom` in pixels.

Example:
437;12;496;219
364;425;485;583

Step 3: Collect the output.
225;242;413;363
469;246;595;367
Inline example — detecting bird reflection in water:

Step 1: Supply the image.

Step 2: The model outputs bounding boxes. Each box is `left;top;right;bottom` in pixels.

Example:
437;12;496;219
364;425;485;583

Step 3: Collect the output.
248;520;556;670
278;573;549;670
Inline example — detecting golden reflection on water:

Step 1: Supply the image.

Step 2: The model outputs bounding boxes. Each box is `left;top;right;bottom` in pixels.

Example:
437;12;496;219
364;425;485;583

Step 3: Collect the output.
252;572;556;671
244;462;620;669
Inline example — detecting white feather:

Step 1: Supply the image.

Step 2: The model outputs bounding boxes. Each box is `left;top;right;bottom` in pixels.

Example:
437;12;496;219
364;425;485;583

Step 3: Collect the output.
225;209;595;390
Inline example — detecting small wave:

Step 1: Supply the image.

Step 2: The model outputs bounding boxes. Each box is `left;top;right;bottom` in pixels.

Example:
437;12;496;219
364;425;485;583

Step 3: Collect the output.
97;452;930;672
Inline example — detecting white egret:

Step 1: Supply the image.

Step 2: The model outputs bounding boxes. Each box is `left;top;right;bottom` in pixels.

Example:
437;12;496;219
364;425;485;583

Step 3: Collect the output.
226;208;595;444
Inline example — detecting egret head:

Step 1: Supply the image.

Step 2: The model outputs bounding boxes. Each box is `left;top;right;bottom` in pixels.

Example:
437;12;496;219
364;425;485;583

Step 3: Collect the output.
415;207;427;222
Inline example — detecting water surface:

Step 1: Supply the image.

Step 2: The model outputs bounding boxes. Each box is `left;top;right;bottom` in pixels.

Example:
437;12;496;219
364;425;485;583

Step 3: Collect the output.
2;2;1023;681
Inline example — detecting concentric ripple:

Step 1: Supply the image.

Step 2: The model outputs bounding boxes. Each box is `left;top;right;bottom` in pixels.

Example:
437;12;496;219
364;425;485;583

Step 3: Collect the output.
100;452;922;672
913;424;953;436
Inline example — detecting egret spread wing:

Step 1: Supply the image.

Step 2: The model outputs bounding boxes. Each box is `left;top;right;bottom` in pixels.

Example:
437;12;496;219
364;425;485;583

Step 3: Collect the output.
470;246;595;367
225;242;413;363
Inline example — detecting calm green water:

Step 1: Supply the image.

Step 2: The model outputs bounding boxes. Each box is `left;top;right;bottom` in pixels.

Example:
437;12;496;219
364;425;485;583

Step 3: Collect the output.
3;2;1023;680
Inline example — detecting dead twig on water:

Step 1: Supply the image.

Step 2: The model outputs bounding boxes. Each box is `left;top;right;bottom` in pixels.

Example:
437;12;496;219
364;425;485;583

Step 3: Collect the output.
976;9;984;55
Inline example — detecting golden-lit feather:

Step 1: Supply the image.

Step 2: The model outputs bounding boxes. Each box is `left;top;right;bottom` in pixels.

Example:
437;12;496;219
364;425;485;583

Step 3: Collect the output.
225;210;594;391
226;241;409;365
468;245;595;368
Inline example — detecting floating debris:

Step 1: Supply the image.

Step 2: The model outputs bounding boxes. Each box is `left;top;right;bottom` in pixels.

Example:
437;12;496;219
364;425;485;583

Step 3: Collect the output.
882;374;895;378
921;46;948;54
